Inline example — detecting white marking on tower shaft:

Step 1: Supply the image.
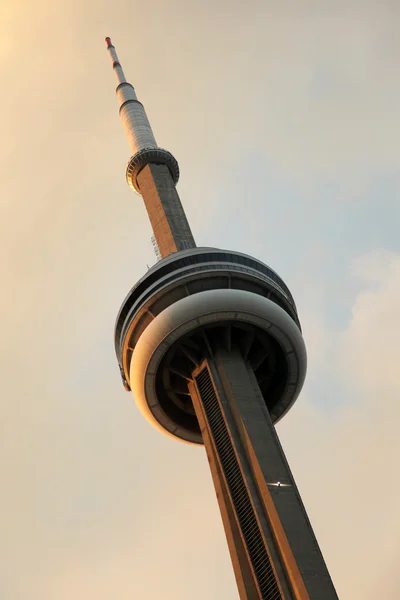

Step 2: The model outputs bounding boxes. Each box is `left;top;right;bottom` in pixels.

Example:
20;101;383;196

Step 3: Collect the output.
105;37;157;154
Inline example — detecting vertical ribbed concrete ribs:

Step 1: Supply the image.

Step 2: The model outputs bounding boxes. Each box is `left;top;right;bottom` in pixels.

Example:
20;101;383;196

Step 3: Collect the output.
137;164;196;257
189;349;338;600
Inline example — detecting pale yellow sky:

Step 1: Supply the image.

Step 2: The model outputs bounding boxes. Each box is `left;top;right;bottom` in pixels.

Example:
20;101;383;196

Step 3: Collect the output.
1;1;400;598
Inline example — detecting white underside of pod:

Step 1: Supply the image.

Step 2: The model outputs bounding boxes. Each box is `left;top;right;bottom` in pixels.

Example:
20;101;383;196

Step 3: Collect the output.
129;288;307;445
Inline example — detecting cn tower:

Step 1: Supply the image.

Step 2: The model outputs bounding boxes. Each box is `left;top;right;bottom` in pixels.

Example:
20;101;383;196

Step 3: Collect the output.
106;38;339;599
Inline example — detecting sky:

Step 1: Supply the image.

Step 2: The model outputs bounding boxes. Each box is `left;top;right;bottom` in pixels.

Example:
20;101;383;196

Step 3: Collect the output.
1;1;400;598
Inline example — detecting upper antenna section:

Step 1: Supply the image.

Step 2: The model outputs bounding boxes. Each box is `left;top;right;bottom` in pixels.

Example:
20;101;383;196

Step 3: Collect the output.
105;37;180;194
105;37;193;257
105;37;158;158
105;37;127;85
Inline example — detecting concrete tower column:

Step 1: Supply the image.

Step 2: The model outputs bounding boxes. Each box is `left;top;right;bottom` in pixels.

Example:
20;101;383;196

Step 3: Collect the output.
189;348;338;599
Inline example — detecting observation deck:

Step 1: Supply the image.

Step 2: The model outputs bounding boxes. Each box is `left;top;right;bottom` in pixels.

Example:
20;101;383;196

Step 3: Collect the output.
115;248;306;444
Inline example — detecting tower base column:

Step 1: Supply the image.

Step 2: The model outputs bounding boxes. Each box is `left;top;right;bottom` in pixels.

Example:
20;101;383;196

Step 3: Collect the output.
189;347;338;600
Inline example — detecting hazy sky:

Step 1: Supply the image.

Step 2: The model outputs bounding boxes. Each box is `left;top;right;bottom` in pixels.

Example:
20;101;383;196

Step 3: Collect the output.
1;1;400;598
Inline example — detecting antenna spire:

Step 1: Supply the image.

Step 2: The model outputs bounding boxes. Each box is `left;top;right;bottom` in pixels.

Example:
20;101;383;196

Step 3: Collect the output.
105;37;157;156
105;37;127;84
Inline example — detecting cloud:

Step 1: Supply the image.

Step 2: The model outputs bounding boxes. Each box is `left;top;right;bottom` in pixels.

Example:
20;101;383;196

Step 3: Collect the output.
341;249;400;394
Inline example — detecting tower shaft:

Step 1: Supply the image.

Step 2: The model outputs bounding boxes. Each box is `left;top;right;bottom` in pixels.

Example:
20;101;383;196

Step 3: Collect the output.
189;348;338;599
137;164;196;256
